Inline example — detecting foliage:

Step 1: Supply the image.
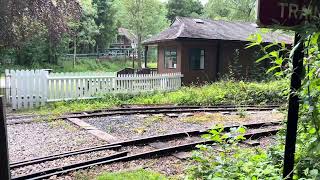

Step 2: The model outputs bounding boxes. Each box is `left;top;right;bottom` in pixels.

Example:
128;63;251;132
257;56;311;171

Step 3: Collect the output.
96;169;167;180
116;0;169;37
204;0;256;21
92;0;117;51
129;80;287;106
0;0;116;69
186;125;283;179
70;0;100;54
245;7;320;178
114;0;169;66
0;0;81;47
148;62;158;68
185;14;320;179
32;80;287;115
166;0;204;22
0;0;81;64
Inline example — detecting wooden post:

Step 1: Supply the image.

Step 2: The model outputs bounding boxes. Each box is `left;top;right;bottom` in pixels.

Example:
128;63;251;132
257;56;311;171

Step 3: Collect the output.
283;33;304;180
144;46;148;68
0;96;10;180
132;49;135;69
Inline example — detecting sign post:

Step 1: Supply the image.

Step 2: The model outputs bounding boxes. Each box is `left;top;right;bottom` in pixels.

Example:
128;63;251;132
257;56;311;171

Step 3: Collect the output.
283;33;303;179
0;96;10;180
256;0;319;179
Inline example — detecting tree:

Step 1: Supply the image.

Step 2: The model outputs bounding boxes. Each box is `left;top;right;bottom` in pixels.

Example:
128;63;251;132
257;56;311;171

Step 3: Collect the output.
166;0;203;23
115;0;169;67
92;0;117;53
204;0;256;22
0;0;81;64
70;0;100;67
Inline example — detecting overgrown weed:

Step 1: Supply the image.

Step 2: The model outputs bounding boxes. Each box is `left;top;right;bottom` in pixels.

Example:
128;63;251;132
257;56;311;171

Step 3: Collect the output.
20;80;287;116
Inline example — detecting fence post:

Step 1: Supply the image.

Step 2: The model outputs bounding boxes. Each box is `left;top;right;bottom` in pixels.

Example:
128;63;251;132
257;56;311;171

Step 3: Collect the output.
5;70;10;104
0;96;10;180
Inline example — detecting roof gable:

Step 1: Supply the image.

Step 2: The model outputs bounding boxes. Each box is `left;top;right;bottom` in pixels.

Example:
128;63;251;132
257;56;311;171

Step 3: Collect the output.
143;17;293;45
118;28;137;43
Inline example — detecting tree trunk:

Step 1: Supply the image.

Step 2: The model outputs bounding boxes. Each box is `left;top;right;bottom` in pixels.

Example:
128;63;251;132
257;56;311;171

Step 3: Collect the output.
48;35;58;64
73;37;77;68
48;39;52;64
96;44;99;58
15;47;23;65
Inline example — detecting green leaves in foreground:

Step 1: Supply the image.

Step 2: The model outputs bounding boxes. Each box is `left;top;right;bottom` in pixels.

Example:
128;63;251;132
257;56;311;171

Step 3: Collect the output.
186;126;282;180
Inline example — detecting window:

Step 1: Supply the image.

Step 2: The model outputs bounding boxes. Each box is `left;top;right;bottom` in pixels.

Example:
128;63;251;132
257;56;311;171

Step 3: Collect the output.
189;49;205;70
164;49;177;69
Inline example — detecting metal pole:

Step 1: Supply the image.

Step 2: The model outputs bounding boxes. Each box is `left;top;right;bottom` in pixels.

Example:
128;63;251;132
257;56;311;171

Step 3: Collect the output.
132;50;135;69
0;96;10;180
283;33;304;179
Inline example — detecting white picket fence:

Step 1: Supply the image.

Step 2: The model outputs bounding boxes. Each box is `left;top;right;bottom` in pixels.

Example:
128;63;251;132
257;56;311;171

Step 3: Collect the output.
5;70;183;109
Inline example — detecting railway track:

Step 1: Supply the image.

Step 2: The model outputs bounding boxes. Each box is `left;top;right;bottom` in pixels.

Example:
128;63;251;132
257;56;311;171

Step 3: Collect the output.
6;105;281;125
63;104;281;116
6;104;281;125
10;120;282;180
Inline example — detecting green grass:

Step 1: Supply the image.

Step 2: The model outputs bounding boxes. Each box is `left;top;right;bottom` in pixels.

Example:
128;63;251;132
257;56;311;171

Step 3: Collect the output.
55;58;136;72
96;169;167;180
30;80;288;117
148;62;157;68
0;57;142;73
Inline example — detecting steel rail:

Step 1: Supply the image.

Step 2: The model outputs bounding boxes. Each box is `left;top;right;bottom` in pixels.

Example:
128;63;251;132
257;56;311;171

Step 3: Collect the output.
12;128;280;180
59;107;278;120
7;105;281;125
10;145;122;169
12;151;128;180
66;104;281;115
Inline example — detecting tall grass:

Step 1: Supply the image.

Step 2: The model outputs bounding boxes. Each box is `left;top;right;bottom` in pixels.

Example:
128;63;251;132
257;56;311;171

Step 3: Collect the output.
55;58;135;72
34;80;288;116
0;57;139;73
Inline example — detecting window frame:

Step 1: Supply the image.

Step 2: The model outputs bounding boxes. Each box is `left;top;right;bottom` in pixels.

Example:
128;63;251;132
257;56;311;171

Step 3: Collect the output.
164;48;177;69
189;48;205;70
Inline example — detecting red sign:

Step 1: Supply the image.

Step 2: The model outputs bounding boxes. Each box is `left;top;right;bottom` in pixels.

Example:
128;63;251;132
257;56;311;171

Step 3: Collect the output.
257;0;320;28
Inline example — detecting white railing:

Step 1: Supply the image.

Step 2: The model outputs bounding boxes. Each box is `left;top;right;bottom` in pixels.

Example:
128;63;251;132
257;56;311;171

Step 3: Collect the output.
5;70;183;109
48;72;116;102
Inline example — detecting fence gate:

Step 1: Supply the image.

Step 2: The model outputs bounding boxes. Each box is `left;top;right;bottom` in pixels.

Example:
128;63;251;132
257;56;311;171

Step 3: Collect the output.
5;70;48;109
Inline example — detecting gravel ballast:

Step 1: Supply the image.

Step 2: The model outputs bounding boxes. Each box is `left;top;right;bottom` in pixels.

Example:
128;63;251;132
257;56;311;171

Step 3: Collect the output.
84;115;204;140
7;120;106;163
84;111;284;140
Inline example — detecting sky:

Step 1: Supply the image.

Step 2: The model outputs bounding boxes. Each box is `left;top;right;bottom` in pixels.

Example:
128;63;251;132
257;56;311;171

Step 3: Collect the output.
200;0;208;4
